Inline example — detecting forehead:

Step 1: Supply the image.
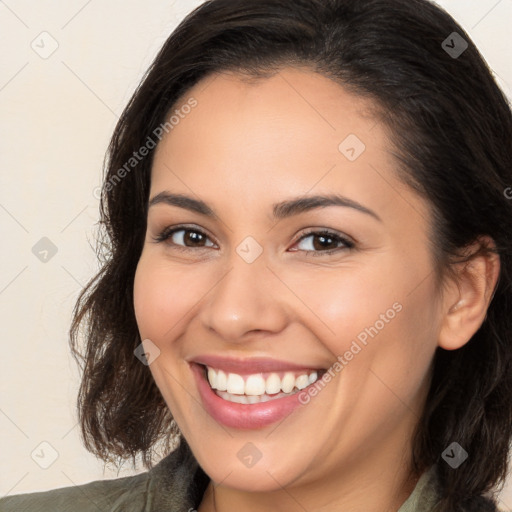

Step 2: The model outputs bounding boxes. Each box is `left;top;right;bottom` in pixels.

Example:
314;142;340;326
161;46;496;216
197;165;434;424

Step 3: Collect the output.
150;67;430;229
157;67;378;166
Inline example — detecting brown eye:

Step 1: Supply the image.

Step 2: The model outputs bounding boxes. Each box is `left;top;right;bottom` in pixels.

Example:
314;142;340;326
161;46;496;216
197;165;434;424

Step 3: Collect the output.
154;226;216;250
291;230;354;255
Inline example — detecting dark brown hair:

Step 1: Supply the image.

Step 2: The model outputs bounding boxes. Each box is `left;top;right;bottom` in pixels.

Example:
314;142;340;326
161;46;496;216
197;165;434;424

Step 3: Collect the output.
70;1;512;510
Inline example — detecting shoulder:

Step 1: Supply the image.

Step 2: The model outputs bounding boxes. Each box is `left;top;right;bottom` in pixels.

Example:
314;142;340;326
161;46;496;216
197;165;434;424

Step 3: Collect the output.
399;465;500;512
0;470;151;512
0;440;209;512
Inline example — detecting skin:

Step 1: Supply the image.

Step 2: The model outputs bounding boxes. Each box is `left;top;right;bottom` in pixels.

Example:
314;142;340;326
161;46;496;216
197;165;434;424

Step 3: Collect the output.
133;67;500;512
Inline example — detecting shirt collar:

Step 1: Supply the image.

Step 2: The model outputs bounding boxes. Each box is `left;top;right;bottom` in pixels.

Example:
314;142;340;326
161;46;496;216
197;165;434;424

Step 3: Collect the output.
398;464;441;512
148;439;440;512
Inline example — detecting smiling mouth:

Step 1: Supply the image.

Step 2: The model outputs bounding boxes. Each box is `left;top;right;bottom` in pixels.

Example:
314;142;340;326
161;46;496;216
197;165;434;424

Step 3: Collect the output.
201;364;327;404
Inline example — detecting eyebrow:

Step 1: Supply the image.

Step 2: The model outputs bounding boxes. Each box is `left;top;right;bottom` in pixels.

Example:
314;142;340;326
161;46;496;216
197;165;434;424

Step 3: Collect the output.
148;192;382;222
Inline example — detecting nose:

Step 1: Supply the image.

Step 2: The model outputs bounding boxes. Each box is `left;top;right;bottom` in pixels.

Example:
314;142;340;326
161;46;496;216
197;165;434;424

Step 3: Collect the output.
199;251;289;343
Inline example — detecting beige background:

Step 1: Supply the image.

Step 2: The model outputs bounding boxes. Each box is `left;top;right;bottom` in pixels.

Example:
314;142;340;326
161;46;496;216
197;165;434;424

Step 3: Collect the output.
0;0;511;508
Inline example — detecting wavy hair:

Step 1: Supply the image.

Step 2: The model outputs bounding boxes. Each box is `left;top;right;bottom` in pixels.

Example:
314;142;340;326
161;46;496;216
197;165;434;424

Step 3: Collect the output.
69;1;512;510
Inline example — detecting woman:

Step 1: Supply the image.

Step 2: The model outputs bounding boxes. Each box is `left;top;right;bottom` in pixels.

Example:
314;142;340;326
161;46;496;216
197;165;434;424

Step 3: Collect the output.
2;0;511;510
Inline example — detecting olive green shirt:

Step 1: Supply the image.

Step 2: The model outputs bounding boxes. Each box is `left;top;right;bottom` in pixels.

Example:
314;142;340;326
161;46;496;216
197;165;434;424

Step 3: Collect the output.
0;440;451;512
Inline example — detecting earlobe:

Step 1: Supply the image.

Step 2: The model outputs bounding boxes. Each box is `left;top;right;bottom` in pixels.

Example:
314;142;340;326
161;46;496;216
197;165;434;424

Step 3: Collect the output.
438;237;500;351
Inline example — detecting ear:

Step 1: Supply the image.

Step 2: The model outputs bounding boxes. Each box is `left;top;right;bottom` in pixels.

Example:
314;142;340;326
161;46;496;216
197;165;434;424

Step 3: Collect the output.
438;236;500;351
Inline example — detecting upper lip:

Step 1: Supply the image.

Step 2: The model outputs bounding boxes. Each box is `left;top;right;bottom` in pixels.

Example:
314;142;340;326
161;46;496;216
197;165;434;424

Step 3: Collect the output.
189;354;326;374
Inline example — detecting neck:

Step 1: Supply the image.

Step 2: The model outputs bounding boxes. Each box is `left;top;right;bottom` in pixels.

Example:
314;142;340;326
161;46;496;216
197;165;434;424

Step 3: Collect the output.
198;443;422;512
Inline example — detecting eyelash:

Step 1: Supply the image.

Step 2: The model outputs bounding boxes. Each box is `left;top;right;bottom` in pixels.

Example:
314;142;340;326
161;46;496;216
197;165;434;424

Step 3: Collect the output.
153;225;355;256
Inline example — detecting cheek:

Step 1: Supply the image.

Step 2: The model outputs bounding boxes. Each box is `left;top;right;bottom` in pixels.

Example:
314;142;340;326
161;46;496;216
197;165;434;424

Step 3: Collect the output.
285;262;405;355
333;272;439;420
132;255;200;422
294;255;438;394
133;256;199;340
133;265;163;337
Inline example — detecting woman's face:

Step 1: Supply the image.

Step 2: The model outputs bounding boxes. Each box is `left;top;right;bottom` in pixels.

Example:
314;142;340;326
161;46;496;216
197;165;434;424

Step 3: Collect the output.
133;67;443;493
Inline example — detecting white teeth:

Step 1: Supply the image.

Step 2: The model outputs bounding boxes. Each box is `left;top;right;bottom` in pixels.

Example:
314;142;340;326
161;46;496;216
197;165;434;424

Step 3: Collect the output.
216;389;298;404
206;366;320;396
265;373;281;394
226;373;245;394
295;374;310;390
281;372;296;393
207;367;216;388
216;370;227;391
226;393;249;404
245;374;266;395
246;394;261;404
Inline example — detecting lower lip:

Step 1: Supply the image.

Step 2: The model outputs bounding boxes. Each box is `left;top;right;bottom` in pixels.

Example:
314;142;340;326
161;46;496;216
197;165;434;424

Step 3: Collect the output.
191;363;311;429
